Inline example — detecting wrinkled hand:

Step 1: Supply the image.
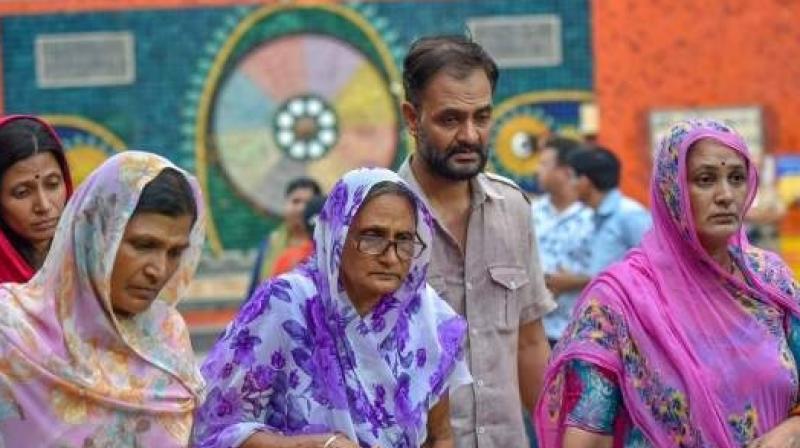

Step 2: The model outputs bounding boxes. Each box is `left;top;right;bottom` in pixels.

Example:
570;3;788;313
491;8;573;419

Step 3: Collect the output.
748;417;800;447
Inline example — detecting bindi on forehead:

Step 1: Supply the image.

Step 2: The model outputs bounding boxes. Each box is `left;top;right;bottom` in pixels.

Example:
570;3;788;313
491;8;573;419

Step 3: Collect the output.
694;160;745;170
690;150;745;170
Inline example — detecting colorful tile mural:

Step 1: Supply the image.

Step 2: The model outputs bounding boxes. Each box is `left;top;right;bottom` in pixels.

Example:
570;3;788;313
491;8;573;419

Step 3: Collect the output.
1;1;593;252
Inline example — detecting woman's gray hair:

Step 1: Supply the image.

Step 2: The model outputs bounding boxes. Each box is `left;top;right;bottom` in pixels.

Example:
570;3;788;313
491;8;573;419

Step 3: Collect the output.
363;181;418;218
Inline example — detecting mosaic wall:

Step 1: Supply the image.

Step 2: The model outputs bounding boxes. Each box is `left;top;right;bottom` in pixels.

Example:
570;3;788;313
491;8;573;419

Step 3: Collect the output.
1;1;593;252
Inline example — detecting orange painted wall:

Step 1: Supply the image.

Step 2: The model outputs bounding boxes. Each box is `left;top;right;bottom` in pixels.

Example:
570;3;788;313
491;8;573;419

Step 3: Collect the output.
592;0;800;214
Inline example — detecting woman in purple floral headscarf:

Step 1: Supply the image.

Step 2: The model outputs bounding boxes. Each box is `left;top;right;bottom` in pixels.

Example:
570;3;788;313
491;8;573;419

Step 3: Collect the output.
536;119;800;447
193;168;471;448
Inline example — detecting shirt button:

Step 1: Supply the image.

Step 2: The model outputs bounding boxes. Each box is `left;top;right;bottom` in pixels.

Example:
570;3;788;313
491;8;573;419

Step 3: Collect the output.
477;426;486;435
466;282;473;291
510;281;516;288
471;328;478;336
477;379;484;387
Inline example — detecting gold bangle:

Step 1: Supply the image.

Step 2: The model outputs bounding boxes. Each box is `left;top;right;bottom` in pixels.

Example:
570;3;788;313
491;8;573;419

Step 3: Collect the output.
322;434;339;448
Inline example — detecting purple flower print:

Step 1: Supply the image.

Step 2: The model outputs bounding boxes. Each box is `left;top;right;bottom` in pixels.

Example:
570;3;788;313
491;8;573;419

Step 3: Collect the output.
329;240;343;275
237;291;266;326
296;258;317;278
371;296;398;329
371;384;393;429
429;368;444;397
271;351;286;369
399;350;414;369
416;348;427;368
282;320;311;346
429;316;467;394
407;292;422;315
395;313;410;352
285;297;348;409
379;331;397;353
201;387;242;427
305;296;330;336
343;184;368;224
437;316;466;357
262;371;302;431
322;181;348;226
221;362;234;379
199;346;225;379
346;387;372;427
394;373;422;430
238;278;293;325
244;364;276;392
289;370;300;389
313;343;348;408
231;328;262;367
291;348;313;376
372;317;386;333
404;266;424;293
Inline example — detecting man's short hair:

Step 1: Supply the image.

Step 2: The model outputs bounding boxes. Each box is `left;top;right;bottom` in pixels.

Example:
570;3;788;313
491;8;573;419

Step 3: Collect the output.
403;35;499;107
541;136;583;166
568;146;620;192
285;177;322;197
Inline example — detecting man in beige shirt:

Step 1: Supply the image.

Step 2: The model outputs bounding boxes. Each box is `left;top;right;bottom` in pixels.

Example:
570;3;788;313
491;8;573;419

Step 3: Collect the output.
397;35;556;448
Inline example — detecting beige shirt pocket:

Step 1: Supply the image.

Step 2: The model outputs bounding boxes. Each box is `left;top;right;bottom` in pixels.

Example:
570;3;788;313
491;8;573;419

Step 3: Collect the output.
488;265;529;331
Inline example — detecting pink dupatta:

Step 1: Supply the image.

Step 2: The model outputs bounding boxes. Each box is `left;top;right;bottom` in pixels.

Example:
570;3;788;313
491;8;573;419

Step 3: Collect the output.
536;120;800;447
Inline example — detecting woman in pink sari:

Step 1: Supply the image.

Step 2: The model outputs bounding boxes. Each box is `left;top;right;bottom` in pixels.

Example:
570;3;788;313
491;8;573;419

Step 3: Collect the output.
0;115;73;283
0;151;205;446
536;119;800;447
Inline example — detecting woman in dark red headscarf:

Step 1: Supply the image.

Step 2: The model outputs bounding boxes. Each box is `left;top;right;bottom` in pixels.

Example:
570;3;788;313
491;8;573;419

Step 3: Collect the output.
0;115;73;283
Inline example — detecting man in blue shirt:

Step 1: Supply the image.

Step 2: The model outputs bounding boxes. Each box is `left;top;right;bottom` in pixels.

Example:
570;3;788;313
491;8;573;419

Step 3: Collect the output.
543;146;652;298
572;147;652;275
530;137;593;344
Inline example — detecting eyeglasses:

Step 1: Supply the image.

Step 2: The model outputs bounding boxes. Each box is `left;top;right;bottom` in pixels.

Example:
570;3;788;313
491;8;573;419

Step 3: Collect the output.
354;234;427;261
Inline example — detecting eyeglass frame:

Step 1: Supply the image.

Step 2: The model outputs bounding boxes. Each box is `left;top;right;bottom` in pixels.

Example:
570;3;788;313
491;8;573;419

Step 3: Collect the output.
353;233;427;260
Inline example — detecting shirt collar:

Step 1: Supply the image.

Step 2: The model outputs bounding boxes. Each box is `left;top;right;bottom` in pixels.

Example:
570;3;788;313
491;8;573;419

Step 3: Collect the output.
398;156;501;207
596;188;622;217
541;194;587;219
474;173;503;204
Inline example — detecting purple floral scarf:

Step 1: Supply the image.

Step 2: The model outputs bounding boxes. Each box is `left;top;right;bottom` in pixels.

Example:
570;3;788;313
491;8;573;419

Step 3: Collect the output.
193;168;471;448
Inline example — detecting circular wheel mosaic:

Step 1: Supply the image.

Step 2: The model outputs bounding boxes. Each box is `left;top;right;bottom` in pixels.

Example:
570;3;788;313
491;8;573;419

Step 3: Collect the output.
273;95;338;161
211;32;400;216
186;4;406;251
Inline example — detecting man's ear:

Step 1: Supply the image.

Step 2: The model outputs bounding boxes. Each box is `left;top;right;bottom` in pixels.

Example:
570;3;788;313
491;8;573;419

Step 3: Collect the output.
401;101;419;139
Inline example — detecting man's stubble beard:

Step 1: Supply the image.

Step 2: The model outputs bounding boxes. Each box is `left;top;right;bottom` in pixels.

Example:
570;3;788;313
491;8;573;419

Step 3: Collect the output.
415;125;489;181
